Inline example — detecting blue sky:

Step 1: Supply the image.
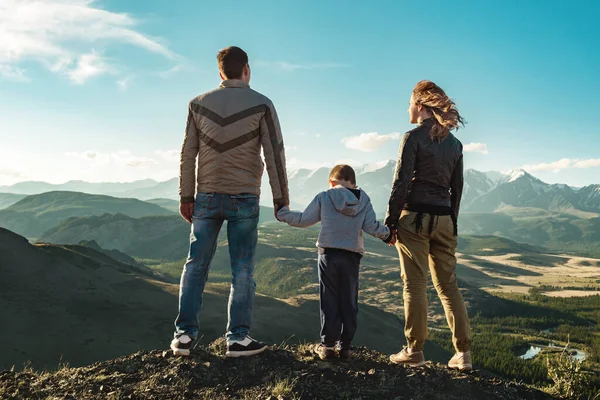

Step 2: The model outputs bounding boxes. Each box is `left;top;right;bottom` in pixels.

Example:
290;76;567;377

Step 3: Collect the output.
0;0;599;187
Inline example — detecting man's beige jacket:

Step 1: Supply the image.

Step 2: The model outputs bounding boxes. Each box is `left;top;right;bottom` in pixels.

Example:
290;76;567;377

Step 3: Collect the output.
179;79;289;208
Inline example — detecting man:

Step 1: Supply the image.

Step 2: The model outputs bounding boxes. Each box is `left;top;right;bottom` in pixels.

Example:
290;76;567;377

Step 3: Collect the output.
171;46;289;358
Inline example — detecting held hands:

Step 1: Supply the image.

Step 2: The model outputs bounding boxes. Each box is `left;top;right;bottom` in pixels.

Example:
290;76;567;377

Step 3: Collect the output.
274;202;288;221
388;233;397;247
385;224;398;247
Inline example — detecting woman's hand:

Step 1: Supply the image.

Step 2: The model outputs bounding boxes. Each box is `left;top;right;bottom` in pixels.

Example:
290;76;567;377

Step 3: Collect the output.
388;235;397;246
388;224;398;246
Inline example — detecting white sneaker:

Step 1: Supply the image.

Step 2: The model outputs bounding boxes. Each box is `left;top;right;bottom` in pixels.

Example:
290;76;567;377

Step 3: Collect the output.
448;351;472;371
170;335;194;356
225;336;268;358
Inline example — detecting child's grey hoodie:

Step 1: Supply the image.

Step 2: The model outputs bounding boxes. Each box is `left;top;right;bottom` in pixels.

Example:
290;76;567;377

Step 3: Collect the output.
277;185;391;255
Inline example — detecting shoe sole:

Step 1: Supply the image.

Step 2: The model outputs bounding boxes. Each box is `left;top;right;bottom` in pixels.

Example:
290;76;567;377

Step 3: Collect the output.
389;356;426;367
171;345;190;357
225;345;267;358
449;364;472;371
316;353;336;360
314;346;336;360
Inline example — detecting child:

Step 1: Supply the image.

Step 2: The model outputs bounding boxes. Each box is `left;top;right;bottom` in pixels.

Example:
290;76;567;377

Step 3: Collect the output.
277;164;394;360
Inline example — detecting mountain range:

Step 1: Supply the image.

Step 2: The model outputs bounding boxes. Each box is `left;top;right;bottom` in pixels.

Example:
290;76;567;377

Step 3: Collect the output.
2;161;598;216
0;191;173;238
1;162;599;257
466;169;600;216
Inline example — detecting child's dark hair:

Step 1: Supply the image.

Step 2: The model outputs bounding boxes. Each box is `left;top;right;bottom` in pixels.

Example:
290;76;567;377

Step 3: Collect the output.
329;165;356;185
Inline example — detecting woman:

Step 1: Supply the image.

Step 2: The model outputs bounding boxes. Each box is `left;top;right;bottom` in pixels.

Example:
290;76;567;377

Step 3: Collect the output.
385;80;472;371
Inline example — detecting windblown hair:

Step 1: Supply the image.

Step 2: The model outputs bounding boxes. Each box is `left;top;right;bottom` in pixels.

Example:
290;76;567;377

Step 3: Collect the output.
413;80;466;141
329;164;356;186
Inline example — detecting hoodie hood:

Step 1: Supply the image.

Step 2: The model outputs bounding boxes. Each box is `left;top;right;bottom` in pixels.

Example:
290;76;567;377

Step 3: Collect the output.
327;185;369;216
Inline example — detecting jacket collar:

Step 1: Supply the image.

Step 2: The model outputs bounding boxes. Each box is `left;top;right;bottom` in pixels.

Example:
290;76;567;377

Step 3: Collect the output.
219;79;250;89
419;117;435;126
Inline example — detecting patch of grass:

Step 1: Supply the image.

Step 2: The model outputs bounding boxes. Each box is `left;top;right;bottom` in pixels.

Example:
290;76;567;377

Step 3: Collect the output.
268;376;298;398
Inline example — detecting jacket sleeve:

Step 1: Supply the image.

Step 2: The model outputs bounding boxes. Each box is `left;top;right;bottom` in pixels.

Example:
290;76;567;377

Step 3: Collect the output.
276;195;321;228
450;146;464;218
362;200;392;241
179;104;199;203
260;101;289;210
385;132;418;226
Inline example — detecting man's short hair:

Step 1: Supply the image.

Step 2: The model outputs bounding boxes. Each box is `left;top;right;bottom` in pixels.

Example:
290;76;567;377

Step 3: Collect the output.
217;46;248;80
329;165;356;185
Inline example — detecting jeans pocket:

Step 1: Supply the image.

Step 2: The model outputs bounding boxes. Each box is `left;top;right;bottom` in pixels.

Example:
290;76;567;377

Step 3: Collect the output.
193;193;213;219
231;194;259;218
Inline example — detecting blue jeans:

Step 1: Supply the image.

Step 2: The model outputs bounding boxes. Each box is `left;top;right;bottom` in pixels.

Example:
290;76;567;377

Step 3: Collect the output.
174;192;259;341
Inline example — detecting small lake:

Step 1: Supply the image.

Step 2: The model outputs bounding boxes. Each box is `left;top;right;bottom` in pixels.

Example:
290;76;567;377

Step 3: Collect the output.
519;344;587;361
520;346;542;360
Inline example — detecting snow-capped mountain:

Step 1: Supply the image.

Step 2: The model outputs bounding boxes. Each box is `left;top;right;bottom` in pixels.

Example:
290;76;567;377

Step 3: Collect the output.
462;169;497;208
260;160;396;211
577;184;600;211
482;171;505;185
354;160;396;175
467;168;584;213
2;161;598;215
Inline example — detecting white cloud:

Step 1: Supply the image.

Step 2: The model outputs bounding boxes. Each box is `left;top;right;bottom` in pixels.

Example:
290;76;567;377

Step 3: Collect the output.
463;142;488;154
68;51;111;84
0;166;28;186
0;64;29;82
0;0;177;83
66;150;157;168
520;158;600;173
116;75;133;91
158;64;194;78
254;60;349;71
342;132;402;152
316;134;321;138
75;151;98;159
572;159;600;169
155;149;179;161
159;65;183;78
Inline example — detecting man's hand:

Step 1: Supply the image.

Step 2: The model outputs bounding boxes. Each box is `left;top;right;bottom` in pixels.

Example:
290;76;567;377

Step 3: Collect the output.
180;202;194;224
274;202;288;221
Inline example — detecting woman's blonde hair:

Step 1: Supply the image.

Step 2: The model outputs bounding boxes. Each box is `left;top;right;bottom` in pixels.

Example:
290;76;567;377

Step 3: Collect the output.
413;80;465;141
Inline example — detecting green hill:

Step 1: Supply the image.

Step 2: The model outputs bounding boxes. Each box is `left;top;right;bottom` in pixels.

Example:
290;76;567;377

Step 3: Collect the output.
1;227;444;372
145;198;179;213
41;213;190;260
77;239;148;269
40;213;560;301
0;191;173;238
40;206;278;261
459;212;600;257
0;193;26;209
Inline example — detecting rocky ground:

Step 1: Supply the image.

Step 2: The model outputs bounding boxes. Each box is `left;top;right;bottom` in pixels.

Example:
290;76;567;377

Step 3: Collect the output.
0;340;556;400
